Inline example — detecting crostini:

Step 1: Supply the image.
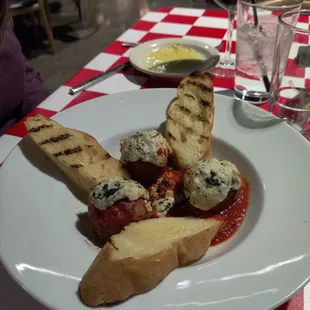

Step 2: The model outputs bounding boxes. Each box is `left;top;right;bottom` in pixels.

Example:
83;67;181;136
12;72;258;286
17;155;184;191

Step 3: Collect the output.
25;115;130;192
166;72;215;168
80;216;224;307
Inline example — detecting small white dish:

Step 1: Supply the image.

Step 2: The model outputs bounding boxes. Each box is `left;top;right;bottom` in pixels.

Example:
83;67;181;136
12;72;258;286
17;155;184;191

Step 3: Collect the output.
1;89;310;310
129;38;220;78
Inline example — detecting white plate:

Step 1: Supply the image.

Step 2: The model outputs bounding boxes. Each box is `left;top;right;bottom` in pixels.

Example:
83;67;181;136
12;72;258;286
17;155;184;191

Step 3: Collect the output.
129;38;219;78
1;89;310;310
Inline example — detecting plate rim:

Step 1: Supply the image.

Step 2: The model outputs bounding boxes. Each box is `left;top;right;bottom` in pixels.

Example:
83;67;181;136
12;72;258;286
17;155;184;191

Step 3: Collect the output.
1;89;310;310
129;38;220;78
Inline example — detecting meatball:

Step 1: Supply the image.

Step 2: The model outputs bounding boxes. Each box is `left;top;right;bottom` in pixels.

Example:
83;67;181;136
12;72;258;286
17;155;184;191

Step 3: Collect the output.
125;161;165;188
176;190;240;219
120;130;172;186
183;158;242;212
148;167;185;216
88;179;155;240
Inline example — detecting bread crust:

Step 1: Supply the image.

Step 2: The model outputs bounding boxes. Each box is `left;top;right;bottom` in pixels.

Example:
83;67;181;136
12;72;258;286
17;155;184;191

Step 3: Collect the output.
166;72;215;168
80;217;223;307
25;115;130;192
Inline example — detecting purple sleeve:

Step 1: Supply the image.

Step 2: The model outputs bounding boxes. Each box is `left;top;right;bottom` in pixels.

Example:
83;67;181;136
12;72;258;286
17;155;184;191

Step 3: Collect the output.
0;26;51;136
20;59;50;116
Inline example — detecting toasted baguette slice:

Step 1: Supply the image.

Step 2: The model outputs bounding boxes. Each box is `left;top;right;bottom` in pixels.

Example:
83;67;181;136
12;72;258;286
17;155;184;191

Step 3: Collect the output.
166;72;215;168
25;115;130;192
80;216;224;306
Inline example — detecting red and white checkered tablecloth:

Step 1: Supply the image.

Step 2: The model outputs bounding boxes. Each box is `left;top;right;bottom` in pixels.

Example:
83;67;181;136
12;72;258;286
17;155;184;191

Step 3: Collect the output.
0;7;309;310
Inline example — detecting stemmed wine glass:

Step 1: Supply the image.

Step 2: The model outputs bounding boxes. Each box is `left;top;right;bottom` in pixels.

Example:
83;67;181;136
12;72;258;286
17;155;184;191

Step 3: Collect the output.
209;0;237;77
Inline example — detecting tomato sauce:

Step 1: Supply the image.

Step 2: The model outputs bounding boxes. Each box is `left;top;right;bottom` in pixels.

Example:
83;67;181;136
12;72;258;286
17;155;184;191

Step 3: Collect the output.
88;198;154;240
211;176;250;246
167;175;250;246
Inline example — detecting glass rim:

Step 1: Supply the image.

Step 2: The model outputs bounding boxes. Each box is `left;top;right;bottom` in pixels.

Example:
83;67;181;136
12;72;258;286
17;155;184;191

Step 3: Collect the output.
271;87;310;112
240;0;303;11
271;99;310;112
279;9;310;34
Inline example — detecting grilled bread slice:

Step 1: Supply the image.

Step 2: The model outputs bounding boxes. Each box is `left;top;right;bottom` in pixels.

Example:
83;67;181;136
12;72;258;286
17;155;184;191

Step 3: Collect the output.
166;72;215;168
80;216;224;307
25;115;130;192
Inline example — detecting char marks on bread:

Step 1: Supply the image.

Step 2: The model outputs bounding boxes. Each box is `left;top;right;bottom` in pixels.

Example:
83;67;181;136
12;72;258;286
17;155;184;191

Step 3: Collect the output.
165;72;215;169
25;115;130;192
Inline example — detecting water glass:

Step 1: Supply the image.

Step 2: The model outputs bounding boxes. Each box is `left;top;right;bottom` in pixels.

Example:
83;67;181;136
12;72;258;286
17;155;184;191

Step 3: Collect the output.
209;0;237;78
234;0;302;104
270;10;310;136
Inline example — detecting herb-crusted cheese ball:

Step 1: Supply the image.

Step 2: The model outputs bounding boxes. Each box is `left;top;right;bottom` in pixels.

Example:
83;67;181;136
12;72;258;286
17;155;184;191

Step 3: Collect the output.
121;130;171;166
120;130;172;186
88;179;154;240
183;158;242;211
92;179;149;210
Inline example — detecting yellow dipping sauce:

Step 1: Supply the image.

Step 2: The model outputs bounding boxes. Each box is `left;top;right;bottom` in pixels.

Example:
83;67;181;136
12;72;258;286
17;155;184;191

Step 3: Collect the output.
146;44;205;69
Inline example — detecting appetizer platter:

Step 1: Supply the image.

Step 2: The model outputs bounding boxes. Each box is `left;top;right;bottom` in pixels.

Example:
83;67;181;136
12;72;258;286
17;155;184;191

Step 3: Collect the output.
1;73;310;310
24;73;249;306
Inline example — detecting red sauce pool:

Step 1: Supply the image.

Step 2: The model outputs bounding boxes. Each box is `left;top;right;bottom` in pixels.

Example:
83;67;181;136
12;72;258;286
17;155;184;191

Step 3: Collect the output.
168;175;250;246
211;176;250;246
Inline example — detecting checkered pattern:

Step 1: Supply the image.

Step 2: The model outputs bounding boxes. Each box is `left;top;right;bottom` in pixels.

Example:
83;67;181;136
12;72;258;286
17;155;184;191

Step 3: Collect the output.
0;8;309;310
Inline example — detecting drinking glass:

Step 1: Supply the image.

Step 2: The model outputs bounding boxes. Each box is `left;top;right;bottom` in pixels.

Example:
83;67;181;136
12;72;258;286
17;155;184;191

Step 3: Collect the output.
208;0;237;77
234;0;302;104
269;10;310;136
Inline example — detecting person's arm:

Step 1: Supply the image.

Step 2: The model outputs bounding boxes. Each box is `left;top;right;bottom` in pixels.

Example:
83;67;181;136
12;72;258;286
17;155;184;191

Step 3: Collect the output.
5;25;50;118
20;59;50;117
0;17;50;135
